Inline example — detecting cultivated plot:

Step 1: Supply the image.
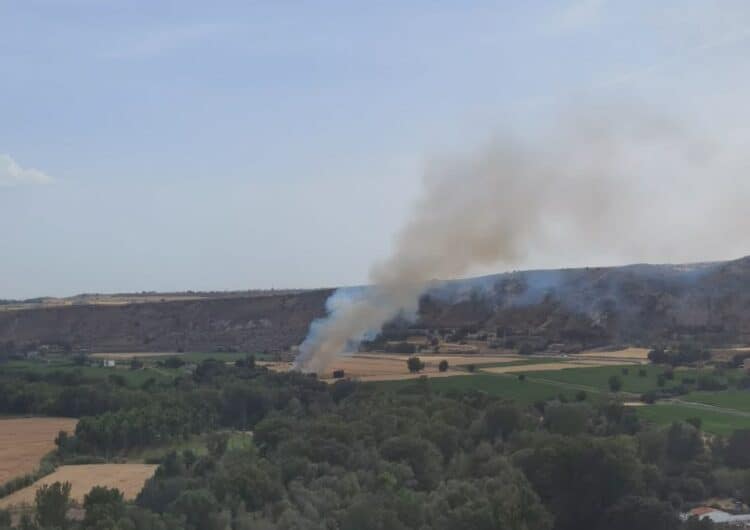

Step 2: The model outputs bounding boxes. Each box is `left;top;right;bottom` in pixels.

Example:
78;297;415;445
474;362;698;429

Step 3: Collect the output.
0;418;77;485
0;464;157;508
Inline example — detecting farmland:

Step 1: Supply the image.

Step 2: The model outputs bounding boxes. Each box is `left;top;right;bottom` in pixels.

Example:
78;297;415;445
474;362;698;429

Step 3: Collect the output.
635;404;750;436
0;464;157;508
374;373;586;403
0;418;77;484
513;364;687;394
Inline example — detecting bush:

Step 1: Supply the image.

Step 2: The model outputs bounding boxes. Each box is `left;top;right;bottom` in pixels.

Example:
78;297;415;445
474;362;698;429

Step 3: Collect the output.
608;375;623;392
438;360;449;372
406;356;425;373
697;375;727;391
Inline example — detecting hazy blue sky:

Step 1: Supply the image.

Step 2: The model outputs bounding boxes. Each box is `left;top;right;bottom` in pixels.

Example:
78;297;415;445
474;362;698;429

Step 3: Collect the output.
2;1;749;298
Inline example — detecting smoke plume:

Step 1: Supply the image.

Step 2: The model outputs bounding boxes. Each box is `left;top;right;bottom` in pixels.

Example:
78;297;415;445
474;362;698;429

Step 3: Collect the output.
294;106;750;373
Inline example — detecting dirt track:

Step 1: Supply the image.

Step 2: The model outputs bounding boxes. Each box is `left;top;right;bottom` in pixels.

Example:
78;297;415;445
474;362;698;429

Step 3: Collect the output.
0;418;78;485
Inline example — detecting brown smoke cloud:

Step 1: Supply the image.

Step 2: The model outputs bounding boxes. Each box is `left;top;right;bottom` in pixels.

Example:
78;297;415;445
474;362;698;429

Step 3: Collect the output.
294;106;750;373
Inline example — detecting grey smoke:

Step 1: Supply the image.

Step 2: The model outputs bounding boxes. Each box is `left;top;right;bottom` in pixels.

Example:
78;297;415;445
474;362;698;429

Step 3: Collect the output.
294;106;750;373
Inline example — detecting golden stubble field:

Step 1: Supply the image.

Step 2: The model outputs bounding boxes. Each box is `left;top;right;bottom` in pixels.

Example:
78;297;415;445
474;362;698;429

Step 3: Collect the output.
0;418;78;485
0;464;157;508
262;347;651;382
261;353;528;382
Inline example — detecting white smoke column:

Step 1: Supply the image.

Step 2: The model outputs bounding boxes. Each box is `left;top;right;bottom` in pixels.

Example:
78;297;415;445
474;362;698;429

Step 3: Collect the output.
294;107;750;373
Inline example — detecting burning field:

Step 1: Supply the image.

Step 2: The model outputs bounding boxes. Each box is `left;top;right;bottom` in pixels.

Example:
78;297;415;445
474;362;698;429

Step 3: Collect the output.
0;418;78;485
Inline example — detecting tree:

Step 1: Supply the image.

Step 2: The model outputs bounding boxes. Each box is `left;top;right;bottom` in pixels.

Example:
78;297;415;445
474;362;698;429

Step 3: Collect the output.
516;437;643;530
608;375;623;392
483;402;523;439
83;486;125;528
725;429;750;468
665;422;704;463
518;343;535;356
380;436;443;489
544;404;589;436
599;496;680;530
35;481;71;529
168;489;220;530
207;432;230;458
407;356;425;373
0;509;10;528
438;360;449;372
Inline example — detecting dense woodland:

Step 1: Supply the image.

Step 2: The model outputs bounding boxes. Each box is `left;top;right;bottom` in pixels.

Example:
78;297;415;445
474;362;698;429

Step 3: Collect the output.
1;358;749;529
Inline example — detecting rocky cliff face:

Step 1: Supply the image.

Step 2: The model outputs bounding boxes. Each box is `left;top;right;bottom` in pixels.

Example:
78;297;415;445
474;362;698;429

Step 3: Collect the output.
418;256;750;347
0;289;333;354
2;257;750;354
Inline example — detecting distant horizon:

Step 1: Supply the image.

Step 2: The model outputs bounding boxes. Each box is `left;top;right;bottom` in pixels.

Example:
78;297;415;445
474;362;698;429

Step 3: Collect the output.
6;252;746;301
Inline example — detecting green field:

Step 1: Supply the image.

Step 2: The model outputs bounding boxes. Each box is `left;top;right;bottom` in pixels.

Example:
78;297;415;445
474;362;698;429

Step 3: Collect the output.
129;431;254;462
683;390;750;413
0;360;179;386
468;358;562;369
527;364;709;394
147;351;273;362
636;403;750;436
375;374;589;404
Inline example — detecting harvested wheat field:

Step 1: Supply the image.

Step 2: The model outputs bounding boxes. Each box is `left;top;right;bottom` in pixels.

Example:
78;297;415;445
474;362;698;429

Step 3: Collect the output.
261;353;525;382
578;347;650;361
0;464;157;508
481;360;632;374
0;418;78;485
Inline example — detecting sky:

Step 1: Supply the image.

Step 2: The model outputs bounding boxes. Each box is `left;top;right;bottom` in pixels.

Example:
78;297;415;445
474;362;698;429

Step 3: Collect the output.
2;0;750;299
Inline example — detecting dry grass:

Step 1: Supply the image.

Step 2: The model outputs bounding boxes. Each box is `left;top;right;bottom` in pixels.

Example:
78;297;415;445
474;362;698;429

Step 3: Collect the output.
0;418;77;485
0;464;157;508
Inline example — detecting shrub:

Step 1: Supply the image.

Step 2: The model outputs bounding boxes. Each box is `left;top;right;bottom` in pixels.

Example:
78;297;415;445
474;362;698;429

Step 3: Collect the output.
608;375;623;392
406;356;425;373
